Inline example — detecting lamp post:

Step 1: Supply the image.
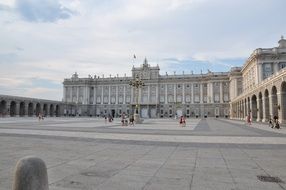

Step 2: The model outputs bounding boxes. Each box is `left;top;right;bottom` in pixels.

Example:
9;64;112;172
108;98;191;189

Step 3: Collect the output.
129;74;145;123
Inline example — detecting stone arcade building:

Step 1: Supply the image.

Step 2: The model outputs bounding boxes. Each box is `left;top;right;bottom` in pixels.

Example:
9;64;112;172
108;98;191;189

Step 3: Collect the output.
63;59;230;118
0;95;64;117
230;37;286;125
63;37;286;125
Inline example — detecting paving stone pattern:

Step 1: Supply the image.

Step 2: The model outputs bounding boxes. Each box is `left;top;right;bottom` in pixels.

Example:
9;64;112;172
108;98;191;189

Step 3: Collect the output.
0;117;286;190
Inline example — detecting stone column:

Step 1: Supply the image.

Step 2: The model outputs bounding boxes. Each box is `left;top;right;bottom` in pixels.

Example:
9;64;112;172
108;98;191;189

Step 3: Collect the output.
269;94;273;119
165;84;168;104
200;83;203;103
182;83;185;104
93;86;96;105
249;99;253;119
209;82;213;103
85;86;89;104
191;83;194;104
76;87;79;103
236;103;239;118
281;92;286;125
70;87;72;103
174;84;176;103
257;97;261;122
156;85;159;104
15;102;20;117
116;86;118;104
277;92;283;124
237;102;240;119
245;99;248;116
101;86;104;105
131;87;134;104
148;85;150;103
123;85;126;104
25;103;29;117
63;87;66;102
220;82;223;103
108;86;111;104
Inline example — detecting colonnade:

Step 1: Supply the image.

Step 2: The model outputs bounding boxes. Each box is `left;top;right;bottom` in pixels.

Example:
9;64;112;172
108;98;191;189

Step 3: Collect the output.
0;99;62;117
231;81;286;125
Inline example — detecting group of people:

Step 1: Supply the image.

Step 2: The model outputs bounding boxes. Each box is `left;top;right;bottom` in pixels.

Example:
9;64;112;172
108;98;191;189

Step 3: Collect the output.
121;113;134;126
104;115;113;123
38;113;44;121
269;115;280;129
245;112;280;129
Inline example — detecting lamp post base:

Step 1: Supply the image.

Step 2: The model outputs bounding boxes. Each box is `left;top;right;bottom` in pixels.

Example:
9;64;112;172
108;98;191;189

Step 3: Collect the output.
134;113;143;124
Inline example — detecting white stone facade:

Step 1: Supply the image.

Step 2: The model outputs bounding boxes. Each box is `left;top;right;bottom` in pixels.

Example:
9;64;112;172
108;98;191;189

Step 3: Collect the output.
230;37;286;125
63;59;230;118
0;95;64;117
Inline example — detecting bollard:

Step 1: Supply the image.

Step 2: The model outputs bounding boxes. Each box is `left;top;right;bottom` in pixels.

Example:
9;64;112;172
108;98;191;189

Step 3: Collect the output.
13;156;49;190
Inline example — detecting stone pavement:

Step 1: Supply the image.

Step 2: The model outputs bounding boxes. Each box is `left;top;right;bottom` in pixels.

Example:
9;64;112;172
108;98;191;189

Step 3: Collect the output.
0;117;286;190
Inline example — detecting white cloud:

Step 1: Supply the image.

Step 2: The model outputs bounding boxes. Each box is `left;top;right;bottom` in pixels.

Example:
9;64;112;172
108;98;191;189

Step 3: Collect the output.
0;0;286;100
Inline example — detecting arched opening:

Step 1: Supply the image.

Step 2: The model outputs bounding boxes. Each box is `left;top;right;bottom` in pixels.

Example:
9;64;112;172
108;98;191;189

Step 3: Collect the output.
0;100;7;117
247;97;251;114
28;103;34;117
244;98;247;117
55;105;60;117
258;92;263;121
43;104;48;117
10;101;16;117
50;104;54;117
19;102;25;117
264;89;270;121
35;103;41;116
281;82;286;122
241;100;245;118
271;86;278;119
251;95;257;121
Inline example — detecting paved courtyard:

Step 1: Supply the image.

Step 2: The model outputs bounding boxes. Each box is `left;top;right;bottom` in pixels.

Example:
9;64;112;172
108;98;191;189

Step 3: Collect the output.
0;117;286;190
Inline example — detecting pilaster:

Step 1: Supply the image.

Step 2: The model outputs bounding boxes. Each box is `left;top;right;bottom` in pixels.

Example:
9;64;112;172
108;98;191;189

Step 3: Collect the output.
182;83;185;104
101;86;103;105
220;82;223;103
165;84;168;104
200;83;203;103
108;86;111;104
93;86;96;105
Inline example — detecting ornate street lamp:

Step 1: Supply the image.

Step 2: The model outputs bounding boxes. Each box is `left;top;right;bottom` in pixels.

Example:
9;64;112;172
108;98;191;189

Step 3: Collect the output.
129;74;145;123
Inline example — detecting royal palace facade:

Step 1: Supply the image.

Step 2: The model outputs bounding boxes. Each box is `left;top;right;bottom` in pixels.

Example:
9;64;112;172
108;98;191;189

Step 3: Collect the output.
63;59;231;118
62;37;286;125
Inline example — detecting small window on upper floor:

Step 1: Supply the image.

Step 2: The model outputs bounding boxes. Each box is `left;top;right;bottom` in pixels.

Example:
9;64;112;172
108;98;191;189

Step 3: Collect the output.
279;62;286;70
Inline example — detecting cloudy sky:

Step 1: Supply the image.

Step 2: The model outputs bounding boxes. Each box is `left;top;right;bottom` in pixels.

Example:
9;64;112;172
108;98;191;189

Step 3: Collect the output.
0;0;285;100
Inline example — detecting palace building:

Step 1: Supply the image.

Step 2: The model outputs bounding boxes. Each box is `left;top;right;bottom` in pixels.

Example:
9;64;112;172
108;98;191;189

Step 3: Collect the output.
230;36;286;125
1;37;285;126
63;60;231;119
62;37;286;125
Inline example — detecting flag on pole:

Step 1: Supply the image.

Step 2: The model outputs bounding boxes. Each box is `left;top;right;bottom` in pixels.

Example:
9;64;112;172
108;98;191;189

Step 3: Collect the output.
133;54;136;59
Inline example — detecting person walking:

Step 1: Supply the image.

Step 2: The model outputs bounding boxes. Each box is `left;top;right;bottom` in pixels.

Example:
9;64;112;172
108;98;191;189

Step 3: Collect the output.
179;116;186;127
129;115;134;126
121;113;126;126
247;112;252;125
